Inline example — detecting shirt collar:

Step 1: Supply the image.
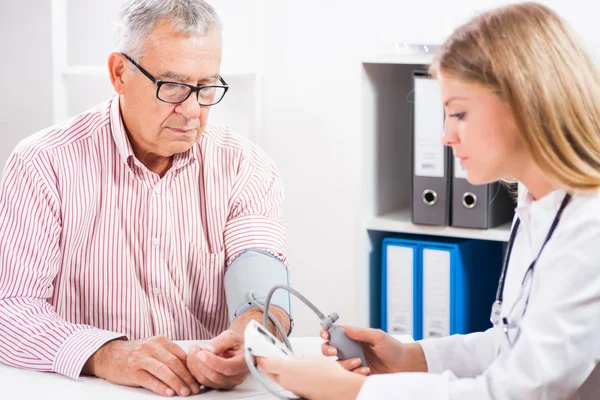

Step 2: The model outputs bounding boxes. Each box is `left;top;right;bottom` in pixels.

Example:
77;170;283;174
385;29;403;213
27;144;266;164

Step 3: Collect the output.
517;185;567;212
109;95;199;169
109;95;135;165
512;185;568;263
516;184;568;238
173;138;199;168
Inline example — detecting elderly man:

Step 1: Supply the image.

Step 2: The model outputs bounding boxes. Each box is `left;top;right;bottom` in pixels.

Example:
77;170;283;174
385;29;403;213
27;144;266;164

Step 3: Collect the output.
0;0;291;397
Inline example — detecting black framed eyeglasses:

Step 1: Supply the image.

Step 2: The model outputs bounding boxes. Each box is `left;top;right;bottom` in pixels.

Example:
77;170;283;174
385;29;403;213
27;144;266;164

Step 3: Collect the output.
121;53;229;106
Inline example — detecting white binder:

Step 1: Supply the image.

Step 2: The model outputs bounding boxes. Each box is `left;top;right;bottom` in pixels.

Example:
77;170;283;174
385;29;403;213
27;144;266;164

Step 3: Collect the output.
383;242;419;337
421;247;451;339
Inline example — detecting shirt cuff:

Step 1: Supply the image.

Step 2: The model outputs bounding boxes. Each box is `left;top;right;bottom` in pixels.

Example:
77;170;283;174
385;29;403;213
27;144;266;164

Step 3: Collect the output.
53;329;127;380
418;338;445;374
356;372;450;400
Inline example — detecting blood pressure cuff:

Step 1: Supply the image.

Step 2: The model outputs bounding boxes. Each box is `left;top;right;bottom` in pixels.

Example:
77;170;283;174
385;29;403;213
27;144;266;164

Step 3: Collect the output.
224;249;293;332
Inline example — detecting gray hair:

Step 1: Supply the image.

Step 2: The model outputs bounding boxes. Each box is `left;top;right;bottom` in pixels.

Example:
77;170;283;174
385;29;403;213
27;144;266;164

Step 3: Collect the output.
114;0;222;62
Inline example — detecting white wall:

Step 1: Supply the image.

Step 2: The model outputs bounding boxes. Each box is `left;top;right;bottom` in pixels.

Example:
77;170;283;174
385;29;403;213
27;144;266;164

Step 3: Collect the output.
0;1;53;169
1;0;599;337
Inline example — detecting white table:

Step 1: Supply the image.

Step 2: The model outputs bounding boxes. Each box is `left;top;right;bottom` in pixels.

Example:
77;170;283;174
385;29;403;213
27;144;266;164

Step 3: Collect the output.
0;336;413;400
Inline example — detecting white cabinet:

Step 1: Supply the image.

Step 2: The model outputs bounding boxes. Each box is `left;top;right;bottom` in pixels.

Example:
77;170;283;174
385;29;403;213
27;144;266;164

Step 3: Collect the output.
360;55;511;242
358;54;509;328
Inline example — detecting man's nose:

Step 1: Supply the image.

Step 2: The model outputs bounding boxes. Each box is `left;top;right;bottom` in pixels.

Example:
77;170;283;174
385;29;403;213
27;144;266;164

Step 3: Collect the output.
176;92;202;120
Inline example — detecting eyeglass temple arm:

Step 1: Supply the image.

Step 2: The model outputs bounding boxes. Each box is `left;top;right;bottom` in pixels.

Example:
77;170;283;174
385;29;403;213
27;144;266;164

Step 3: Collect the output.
120;53;158;84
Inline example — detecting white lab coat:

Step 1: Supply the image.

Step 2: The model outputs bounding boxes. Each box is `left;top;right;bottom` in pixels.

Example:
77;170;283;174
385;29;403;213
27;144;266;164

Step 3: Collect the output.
357;188;600;400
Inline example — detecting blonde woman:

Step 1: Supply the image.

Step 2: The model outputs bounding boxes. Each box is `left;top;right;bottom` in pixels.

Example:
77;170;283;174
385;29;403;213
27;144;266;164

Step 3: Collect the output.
257;2;600;399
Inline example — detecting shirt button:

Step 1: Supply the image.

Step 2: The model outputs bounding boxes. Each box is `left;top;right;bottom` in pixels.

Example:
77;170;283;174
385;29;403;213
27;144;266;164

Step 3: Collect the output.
154;288;161;296
153;188;160;196
152;238;159;247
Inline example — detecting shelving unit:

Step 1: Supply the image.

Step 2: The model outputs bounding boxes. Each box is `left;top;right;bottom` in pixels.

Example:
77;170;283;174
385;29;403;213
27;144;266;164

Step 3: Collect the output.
359;53;512;328
360;52;513;242
368;209;511;242
62;64;259;78
361;53;435;66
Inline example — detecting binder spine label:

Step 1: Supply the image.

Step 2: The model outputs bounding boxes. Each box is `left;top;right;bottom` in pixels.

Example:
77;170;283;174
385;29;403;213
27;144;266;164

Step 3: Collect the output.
387;246;415;335
414;77;445;178
422;249;451;338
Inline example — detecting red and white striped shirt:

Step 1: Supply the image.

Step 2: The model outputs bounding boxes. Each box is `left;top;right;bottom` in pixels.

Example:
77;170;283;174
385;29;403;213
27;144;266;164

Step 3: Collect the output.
0;96;287;379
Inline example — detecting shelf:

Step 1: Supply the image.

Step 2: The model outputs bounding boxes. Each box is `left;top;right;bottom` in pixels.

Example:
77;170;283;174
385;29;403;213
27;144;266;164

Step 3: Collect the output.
63;65;257;78
367;208;511;242
64;65;108;76
361;53;434;65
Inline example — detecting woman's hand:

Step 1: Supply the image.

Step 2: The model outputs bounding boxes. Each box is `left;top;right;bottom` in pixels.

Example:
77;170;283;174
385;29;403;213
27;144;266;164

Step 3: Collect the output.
321;326;427;375
257;356;366;400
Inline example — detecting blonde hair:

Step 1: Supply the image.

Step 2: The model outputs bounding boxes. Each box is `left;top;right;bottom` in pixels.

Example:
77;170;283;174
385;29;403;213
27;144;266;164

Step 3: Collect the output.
430;2;600;192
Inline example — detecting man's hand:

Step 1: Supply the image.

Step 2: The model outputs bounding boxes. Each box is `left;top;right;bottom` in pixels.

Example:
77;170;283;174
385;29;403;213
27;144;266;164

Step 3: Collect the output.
186;330;249;389
186;306;290;390
82;336;200;397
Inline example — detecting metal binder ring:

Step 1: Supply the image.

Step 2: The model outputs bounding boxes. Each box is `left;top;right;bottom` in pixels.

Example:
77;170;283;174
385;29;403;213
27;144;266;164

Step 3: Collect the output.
462;192;477;209
422;189;438;206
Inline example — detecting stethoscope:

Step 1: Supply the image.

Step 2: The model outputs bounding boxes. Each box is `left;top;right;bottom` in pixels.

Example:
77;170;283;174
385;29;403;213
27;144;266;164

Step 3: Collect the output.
490;192;572;338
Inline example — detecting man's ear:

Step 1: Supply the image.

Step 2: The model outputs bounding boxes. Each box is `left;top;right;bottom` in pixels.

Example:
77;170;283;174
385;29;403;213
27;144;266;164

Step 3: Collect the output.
108;52;127;94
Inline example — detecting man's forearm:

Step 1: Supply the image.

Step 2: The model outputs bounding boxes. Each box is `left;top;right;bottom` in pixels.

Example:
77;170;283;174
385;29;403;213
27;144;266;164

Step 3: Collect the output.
230;306;291;341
